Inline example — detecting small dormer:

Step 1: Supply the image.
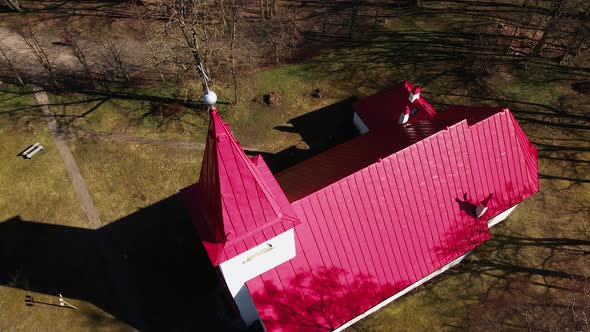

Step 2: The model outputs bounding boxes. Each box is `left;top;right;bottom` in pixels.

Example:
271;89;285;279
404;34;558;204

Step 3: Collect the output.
181;109;300;327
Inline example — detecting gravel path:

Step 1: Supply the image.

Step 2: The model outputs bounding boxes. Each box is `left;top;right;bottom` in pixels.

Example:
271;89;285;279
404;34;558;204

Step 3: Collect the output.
33;86;144;330
33;87;102;229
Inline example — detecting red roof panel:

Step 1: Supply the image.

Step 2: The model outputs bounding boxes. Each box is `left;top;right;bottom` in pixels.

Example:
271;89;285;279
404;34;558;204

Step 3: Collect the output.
246;105;538;331
352;81;437;130
276;120;443;202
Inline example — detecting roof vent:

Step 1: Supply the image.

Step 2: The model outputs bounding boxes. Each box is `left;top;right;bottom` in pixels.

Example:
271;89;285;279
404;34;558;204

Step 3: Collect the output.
399;106;411;125
475;193;493;218
408;86;421;103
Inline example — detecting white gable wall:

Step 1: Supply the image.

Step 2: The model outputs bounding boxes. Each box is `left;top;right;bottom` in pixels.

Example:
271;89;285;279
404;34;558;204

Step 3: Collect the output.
219;229;296;327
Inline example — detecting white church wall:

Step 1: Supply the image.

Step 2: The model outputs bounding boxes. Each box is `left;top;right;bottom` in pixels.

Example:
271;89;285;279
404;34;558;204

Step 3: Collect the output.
487;204;518;228
220;229;296;296
219;229;296;328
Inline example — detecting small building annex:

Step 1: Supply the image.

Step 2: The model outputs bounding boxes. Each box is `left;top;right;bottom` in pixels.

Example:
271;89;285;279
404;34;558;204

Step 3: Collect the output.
180;81;539;331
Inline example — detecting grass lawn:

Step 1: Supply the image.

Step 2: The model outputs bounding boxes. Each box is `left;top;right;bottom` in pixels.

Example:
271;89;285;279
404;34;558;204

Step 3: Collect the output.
0;87;132;331
46;91;210;142
68;138;201;224
0;86;87;228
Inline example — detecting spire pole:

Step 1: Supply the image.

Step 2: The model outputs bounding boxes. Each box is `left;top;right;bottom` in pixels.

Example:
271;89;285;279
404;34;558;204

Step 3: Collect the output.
197;61;217;111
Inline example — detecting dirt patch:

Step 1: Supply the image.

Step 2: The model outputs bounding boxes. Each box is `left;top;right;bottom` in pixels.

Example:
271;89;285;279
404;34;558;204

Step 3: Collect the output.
252;91;283;106
485;63;517;87
264;91;282;105
311;88;327;98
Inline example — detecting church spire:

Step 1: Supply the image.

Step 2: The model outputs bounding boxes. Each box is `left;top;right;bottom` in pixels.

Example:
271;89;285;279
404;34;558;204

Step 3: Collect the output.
182;109;299;266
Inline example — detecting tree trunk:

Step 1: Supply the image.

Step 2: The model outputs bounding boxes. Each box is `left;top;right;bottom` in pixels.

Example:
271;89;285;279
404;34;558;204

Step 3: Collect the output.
274;42;280;64
505;0;530;55
4;0;23;12
0;43;24;85
259;0;266;19
349;0;358;40
528;0;566;60
271;0;278;18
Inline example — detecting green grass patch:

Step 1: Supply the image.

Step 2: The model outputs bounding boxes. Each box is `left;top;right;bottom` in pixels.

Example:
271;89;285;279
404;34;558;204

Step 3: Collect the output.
0;87;87;228
68;138;201;224
47;91;209;142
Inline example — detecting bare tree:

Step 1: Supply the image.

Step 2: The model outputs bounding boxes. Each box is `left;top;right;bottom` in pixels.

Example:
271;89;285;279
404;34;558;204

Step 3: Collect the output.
3;0;23;12
0;42;24;86
101;36;130;83
505;0;531;55
68;37;95;87
145;33;167;84
528;0;568;59
176;1;205;66
261;18;289;64
221;0;242;103
18;28;57;88
259;0;277;20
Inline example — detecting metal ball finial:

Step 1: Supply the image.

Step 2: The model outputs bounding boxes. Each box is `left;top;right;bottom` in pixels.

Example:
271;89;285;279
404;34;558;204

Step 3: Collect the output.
202;90;217;107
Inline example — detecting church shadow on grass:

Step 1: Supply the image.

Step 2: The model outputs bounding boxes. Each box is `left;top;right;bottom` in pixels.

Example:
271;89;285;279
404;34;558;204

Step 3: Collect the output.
245;97;360;173
0;194;246;331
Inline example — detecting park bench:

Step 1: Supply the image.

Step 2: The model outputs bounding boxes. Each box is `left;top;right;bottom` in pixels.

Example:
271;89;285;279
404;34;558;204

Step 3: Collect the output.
21;142;44;159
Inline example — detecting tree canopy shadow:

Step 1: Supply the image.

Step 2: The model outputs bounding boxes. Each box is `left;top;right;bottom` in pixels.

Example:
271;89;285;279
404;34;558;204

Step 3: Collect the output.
250;266;404;331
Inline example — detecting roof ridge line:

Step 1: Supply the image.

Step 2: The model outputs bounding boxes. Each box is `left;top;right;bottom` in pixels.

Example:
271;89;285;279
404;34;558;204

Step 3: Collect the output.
217;116;284;216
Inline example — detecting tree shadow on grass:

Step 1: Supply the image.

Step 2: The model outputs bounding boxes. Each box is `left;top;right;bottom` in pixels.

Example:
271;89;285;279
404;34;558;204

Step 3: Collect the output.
446;229;590;330
0;194;245;331
250;266;404;331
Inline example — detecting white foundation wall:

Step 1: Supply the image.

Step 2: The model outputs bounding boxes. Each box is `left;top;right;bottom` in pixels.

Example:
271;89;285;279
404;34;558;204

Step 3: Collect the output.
487;204;518;228
219;229;296;328
353;112;369;134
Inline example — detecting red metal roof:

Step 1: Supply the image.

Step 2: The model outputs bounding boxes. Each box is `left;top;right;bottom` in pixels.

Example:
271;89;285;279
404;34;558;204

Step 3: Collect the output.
276;120;443;202
353;81;437;130
244;91;538;330
180;110;300;266
181;84;539;331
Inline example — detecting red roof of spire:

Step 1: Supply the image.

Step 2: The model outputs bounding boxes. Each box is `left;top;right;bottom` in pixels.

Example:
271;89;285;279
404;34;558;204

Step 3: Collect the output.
180;109;300;266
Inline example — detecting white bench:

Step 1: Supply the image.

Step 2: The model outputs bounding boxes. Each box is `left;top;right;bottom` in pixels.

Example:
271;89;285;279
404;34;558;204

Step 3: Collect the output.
22;142;44;159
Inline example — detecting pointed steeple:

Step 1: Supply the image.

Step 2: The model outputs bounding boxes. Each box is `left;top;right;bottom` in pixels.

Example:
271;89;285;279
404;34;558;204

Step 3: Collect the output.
182;109;300;266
